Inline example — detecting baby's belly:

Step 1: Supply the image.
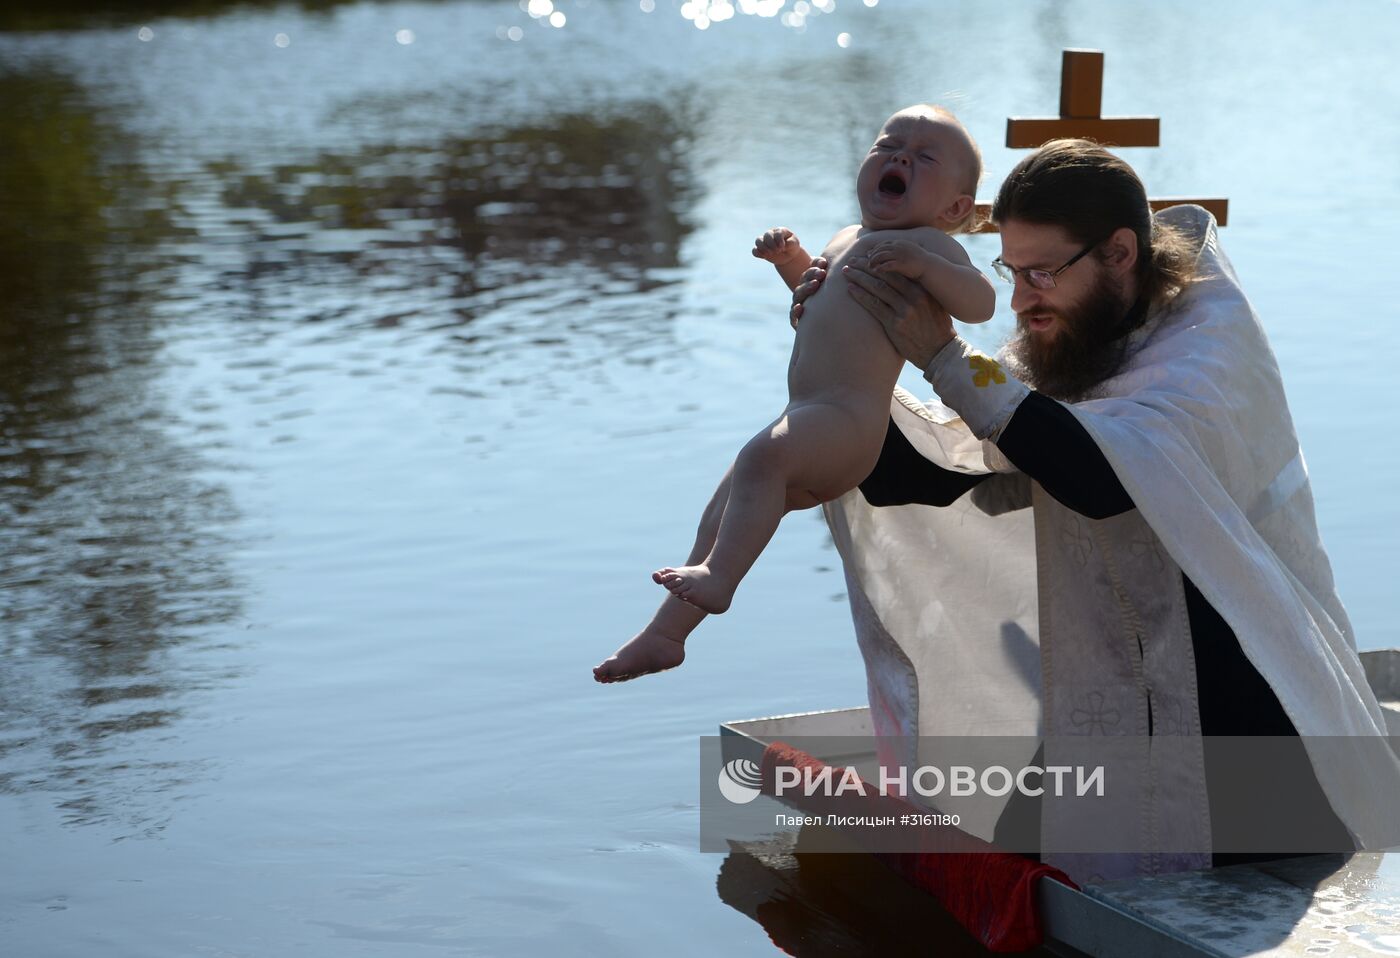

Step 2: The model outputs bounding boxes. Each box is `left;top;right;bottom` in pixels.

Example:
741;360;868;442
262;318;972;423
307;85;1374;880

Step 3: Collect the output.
787;270;904;409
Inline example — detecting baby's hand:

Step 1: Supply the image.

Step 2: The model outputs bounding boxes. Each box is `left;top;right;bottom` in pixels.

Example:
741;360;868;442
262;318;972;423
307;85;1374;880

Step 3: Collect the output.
752;227;805;266
867;239;934;280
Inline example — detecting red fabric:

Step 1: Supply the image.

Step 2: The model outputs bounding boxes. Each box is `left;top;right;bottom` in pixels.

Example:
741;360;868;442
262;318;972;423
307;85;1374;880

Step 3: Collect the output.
760;741;1078;953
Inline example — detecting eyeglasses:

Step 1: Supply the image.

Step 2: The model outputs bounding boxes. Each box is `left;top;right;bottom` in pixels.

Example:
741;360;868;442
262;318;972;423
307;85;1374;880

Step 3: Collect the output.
991;242;1098;290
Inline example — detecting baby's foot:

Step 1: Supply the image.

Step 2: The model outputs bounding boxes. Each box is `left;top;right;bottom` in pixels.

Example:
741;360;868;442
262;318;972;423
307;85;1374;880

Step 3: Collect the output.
652;564;735;615
593;626;687;683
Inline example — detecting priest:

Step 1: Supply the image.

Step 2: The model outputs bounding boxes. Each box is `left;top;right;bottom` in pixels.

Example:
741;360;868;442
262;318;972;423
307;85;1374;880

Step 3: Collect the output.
803;139;1400;882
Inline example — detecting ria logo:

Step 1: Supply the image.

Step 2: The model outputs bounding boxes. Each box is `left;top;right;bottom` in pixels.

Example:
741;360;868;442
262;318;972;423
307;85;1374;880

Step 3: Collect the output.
717;758;763;804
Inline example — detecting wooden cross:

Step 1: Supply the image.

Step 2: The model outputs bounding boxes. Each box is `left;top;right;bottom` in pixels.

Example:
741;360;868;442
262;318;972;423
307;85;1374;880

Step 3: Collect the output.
971;49;1229;233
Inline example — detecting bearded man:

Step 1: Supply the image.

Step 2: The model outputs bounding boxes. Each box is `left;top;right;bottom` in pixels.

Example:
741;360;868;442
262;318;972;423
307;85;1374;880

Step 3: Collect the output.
796;139;1400;882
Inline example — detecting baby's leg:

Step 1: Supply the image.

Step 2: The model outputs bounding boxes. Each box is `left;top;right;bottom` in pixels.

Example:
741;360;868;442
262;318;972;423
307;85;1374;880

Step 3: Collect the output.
593;467;733;683
654;400;878;614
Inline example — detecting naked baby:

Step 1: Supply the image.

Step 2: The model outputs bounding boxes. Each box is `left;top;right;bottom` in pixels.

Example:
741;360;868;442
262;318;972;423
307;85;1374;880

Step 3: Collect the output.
594;104;993;683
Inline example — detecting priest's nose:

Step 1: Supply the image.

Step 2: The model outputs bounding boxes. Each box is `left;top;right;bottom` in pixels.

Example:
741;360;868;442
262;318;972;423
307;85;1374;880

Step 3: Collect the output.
1010;277;1043;314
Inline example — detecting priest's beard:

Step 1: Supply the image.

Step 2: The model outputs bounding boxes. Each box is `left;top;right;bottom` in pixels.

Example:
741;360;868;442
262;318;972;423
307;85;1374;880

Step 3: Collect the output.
1003;273;1141;402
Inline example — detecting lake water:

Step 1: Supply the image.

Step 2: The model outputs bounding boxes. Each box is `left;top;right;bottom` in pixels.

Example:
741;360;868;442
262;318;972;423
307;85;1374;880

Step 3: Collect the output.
2;1;1398;954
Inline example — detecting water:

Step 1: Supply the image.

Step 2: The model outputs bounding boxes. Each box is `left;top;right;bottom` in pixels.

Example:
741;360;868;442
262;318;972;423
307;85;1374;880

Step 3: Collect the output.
1;1;1398;954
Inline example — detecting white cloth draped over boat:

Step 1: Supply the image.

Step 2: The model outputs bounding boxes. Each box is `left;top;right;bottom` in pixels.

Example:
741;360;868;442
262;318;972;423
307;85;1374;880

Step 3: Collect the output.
823;205;1400;883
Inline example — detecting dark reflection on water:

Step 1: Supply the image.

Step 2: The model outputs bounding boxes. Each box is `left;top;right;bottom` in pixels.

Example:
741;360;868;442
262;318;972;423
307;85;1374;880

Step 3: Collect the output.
719;830;1052;957
201;103;698;370
0;0;365;32
219;105;694;276
0;67;241;835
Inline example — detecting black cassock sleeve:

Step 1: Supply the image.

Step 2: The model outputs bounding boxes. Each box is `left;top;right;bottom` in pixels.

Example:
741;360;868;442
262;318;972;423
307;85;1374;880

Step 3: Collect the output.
858;391;1133;518
857;416;989;507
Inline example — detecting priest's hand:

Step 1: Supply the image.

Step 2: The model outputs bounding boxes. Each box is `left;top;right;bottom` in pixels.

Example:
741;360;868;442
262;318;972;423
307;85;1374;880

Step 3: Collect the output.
788;257;828;330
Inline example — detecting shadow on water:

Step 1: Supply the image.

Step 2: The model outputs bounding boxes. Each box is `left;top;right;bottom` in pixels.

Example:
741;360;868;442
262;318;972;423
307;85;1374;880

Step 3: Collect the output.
0;66;243;836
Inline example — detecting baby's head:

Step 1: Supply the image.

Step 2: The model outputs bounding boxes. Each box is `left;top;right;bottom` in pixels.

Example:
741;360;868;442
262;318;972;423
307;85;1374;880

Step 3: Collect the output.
856;104;981;234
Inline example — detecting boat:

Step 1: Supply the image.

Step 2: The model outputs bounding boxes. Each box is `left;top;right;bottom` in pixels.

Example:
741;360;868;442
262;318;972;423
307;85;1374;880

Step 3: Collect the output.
718;648;1400;957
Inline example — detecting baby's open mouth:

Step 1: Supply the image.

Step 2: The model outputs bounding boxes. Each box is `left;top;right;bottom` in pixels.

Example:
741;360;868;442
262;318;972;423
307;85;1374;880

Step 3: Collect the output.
878;172;907;196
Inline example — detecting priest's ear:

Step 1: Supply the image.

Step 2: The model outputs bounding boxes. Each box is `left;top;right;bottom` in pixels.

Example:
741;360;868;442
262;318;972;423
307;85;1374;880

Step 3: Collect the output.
1100;227;1139;278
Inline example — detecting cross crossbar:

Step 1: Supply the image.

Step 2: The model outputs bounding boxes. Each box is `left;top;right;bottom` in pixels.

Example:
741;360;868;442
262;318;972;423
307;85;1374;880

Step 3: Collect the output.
974;49;1228;233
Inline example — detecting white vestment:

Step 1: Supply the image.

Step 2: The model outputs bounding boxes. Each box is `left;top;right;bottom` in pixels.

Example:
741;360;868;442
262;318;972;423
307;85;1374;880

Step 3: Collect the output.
823;206;1400;883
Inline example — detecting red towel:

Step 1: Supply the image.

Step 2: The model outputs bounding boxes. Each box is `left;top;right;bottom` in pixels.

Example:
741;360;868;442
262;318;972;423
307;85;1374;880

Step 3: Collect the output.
760;740;1077;953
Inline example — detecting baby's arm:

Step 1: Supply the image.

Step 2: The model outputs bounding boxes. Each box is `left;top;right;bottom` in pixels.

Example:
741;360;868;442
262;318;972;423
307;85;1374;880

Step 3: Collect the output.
866;233;996;324
753;227;815;291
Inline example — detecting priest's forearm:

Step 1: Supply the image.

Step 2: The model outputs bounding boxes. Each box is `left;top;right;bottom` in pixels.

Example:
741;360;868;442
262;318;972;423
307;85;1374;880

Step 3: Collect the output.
858;396;1133;517
915;335;1134;519
996;393;1134;519
858;418;990;506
